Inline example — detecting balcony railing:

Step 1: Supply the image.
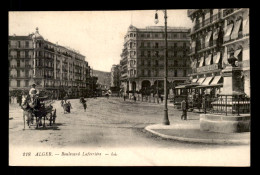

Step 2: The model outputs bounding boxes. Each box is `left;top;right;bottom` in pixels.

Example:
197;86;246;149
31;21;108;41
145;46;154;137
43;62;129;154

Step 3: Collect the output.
222;8;241;18
193;12;221;33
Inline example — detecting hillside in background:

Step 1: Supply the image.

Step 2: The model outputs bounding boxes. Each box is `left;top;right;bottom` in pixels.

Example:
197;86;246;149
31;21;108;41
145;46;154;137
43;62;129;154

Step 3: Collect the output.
92;70;111;88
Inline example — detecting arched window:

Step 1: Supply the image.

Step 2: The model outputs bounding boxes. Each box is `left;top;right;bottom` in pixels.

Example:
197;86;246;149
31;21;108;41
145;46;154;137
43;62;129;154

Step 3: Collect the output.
130;33;133;37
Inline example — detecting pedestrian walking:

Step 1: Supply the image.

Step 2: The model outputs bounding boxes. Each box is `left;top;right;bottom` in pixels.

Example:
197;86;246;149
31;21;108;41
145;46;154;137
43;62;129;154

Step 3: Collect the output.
80;97;87;112
181;98;188;120
67;101;72;113
123;95;126;101
61;100;64;107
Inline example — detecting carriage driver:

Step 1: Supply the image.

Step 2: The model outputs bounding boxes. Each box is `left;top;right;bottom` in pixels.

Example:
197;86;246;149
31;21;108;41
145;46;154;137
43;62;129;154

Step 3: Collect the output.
29;83;39;102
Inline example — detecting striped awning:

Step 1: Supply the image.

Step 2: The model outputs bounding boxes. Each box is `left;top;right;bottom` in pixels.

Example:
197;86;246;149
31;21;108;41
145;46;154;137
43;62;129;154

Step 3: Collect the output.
192;78;198;83
197;77;206;85
224;23;234;42
231;19;242;40
213;52;221;64
205;54;212;65
213;28;220;41
199;57;204;67
234;49;242;58
205;31;212;48
243;16;249;35
210;76;223;85
202;76;214;85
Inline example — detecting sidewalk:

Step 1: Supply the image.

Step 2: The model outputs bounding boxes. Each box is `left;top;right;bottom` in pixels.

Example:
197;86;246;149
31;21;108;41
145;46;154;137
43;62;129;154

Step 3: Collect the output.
145;121;250;145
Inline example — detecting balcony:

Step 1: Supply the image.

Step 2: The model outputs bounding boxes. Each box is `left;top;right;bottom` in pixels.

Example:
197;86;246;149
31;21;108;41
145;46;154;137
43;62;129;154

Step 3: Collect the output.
222;8;242;18
192;12;221;34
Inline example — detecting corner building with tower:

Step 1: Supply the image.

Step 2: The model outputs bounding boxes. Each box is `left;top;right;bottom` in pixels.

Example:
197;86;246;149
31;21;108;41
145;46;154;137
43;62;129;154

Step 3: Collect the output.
120;25;191;95
9;28;93;99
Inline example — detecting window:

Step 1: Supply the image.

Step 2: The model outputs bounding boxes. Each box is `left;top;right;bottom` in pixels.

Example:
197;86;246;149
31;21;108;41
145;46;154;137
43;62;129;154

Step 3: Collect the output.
17;51;20;58
148;51;151;57
25;70;29;77
17;70;20;77
155;51;159;57
147;34;150;38
25;51;29;58
142;70;144;76
182;33;187;38
155;34;158;38
17;80;20;87
18;41;21;48
147;61;151;66
141;51;144;56
147;42;150;48
141;60;144;65
26;41;29;48
183;42;186;48
17;60;20;67
130;42;132;48
173;34;177;38
174;60;178;66
174;70;178;77
25;80;29;87
155;60;159;66
155;70;159;76
174;51;177;56
148;70;151;76
141;42;144;47
183;70;187;77
174;43;177;48
141;34;145;37
130;33;133;37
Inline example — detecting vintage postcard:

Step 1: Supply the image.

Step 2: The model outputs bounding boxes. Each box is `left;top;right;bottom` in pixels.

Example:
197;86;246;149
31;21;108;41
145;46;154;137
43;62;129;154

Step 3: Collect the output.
9;9;250;166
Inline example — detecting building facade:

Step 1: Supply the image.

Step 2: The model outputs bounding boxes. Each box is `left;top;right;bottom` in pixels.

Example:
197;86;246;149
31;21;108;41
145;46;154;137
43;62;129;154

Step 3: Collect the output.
120;25;191;94
110;64;120;88
187;8;250;97
9;28;92;98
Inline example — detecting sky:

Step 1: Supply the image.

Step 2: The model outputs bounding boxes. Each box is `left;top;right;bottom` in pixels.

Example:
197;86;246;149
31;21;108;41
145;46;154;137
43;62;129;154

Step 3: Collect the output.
9;10;193;72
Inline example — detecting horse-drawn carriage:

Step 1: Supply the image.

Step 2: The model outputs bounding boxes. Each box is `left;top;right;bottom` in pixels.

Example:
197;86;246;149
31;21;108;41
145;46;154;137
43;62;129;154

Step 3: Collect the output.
22;95;57;129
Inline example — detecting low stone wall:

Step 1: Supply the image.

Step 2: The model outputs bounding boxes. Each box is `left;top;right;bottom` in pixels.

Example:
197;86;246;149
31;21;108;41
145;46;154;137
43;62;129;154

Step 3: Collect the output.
200;114;250;133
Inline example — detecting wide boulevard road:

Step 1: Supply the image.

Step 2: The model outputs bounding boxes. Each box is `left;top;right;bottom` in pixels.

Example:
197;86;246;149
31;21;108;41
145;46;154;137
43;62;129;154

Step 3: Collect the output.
9;97;250;166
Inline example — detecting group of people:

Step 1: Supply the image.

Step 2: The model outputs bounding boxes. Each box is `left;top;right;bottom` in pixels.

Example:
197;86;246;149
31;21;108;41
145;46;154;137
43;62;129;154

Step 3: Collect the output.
60;98;72;113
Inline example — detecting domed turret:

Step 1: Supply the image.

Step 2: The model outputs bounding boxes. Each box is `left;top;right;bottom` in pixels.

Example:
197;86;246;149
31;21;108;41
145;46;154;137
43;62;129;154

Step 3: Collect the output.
32;27;44;40
128;25;137;32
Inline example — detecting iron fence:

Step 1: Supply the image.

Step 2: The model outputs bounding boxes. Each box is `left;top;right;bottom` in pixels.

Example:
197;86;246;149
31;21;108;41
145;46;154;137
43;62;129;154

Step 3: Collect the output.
188;95;250;115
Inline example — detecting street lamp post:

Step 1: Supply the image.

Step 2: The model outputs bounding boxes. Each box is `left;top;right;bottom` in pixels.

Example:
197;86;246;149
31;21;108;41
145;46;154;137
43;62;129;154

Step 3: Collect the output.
155;9;170;125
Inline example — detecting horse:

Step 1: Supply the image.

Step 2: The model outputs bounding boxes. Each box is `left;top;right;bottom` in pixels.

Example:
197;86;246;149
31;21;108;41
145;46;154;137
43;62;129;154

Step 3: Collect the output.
22;95;46;129
21;95;34;130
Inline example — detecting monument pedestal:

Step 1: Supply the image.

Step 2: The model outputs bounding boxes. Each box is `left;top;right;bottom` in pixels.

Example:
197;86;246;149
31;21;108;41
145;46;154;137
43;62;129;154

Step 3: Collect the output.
200;65;250;133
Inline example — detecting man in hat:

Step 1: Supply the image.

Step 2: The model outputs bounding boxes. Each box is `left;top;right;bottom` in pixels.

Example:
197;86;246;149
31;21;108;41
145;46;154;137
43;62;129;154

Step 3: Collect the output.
29;83;39;102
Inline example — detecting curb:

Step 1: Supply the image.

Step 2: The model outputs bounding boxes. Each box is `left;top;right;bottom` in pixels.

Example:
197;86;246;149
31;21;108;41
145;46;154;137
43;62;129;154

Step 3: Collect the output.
145;125;250;145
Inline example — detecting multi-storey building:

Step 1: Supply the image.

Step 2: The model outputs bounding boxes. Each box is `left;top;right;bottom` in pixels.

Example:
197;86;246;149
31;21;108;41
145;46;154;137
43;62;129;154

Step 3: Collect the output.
110;64;120;88
9;28;92;98
120;25;191;94
187;9;250;97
